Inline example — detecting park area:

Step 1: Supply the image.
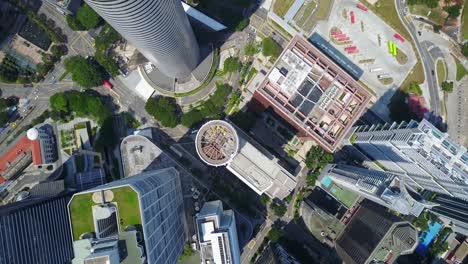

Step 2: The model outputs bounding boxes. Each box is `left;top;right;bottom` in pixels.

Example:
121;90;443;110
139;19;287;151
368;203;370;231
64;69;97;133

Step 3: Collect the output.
68;186;141;240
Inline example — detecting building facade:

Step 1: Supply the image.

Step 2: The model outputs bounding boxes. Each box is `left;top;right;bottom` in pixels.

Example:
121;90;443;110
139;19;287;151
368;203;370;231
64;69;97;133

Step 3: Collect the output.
322;164;432;216
0;194;74;264
85;0;200;78
351;119;468;199
69;168;186;264
195;200;240;264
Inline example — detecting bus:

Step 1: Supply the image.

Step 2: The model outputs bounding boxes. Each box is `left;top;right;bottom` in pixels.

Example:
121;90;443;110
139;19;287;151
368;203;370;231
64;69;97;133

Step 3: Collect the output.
103;80;113;89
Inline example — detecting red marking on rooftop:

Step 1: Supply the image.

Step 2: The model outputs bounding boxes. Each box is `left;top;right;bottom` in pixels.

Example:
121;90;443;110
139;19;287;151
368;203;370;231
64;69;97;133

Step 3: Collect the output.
0;135;42;178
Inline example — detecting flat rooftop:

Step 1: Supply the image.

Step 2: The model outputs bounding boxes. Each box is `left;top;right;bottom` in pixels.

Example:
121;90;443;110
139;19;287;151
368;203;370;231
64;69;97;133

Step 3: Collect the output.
196;120;239;167
254;35;372;152
68;186;141;241
227;124;297;200
120;135;163;177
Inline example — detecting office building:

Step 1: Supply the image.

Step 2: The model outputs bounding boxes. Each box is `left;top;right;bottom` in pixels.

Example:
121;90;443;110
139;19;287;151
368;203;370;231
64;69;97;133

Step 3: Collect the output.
0;194;74;264
195;200;240;264
85;0;200;79
253;35;372;153
69;168;186;264
335;201;418;264
196;120;297;199
322;164;433;216
351;119;468;199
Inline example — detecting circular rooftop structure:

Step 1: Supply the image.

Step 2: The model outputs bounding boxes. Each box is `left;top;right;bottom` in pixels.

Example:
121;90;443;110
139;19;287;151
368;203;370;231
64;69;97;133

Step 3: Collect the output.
26;128;39;141
195;120;239;167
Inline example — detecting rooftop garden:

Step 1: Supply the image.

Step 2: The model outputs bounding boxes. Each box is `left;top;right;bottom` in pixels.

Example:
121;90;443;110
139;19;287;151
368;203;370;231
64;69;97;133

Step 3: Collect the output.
69;186;142;241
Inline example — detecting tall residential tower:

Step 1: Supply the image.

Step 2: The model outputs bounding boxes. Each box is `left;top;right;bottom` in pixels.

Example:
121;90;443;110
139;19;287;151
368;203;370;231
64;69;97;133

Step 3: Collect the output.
350;119;468;199
85;0;200;78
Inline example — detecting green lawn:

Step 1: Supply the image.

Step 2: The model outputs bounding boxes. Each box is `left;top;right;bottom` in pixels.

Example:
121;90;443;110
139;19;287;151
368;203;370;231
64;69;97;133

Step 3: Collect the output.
302;0;332;32
112;186;142;230
273;0;295;18
462;1;468;40
69;186;141;241
409;4;445;25
436;60;446;87
328;183;359;208
455;56;468;81
294;1;317;28
69;193;95;240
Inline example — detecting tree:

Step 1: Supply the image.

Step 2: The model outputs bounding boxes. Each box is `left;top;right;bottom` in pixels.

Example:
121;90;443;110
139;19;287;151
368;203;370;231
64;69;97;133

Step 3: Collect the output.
235;18;249;32
260;194;271;205
66;15;84;31
50;93;68;112
76;4;102;30
244;41;259;57
306;171;320;186
270;202;287;217
224;57;241;74
446;4;461;18
0;98;7;111
262;37;282;58
0;111;8;127
50;45;65;58
404;82;423;96
305;146;333;170
267;227;285;243
441;81;454;92
462;43;468;57
64;56;104;88
145;97;179;128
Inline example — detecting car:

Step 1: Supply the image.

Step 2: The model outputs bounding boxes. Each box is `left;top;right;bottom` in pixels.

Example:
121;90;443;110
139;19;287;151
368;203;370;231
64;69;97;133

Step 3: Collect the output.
431;70;435;75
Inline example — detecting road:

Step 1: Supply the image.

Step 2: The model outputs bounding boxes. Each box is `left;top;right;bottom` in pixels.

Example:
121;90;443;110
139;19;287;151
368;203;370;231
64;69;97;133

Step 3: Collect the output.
395;0;440;115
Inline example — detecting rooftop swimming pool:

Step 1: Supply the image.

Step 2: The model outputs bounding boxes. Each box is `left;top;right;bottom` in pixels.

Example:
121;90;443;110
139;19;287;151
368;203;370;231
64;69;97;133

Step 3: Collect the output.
416;221;443;255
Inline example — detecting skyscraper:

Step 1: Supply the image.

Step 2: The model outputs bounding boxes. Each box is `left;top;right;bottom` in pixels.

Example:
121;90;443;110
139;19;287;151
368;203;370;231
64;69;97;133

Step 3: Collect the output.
335;201;418;264
0;194;74;264
68;168;186;264
350;119;468;199
85;0;200;78
322;164;432;216
195;200;240;264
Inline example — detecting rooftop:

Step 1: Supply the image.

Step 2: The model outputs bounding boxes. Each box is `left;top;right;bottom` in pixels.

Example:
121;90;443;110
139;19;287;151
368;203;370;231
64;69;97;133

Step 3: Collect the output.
195;120;239;167
120;135;163;177
68;186;141;241
254;35;372;152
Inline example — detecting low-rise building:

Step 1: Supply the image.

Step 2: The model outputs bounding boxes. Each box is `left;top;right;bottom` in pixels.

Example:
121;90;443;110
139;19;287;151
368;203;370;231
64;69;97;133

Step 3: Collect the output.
195;200;240;264
252;35;372;153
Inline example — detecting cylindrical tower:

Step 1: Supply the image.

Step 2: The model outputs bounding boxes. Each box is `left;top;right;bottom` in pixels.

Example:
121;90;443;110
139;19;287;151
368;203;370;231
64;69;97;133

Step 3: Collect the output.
85;0;200;78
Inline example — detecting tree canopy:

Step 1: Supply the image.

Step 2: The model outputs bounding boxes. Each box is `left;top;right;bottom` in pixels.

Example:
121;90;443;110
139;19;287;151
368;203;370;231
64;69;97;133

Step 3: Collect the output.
446;4;462;18
441;81;454;93
145;97;179;128
267;227;285;243
76;4;102;30
262;37;282;58
305;145;334;170
64;56;104;88
224;57;241;74
235;18;249;32
244;41;259;57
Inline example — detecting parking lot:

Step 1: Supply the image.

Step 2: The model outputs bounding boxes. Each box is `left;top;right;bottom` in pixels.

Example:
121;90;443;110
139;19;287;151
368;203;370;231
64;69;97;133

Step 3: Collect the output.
313;0;417;108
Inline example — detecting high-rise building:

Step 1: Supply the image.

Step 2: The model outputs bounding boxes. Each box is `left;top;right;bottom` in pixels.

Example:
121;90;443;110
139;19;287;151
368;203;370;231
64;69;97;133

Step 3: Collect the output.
85;0;200;79
68;168;186;264
0;194;74;264
351;119;468;199
195;200;240;264
429;195;468;236
322;164;433;216
195;120;297;200
335;201;418;264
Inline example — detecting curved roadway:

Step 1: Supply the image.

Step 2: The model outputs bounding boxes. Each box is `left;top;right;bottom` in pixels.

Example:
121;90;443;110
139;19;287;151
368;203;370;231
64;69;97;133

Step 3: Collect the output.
395;0;440;115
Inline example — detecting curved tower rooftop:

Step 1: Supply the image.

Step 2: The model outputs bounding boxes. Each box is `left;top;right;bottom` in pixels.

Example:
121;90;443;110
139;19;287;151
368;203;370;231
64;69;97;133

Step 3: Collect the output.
195;120;239;167
85;0;200;78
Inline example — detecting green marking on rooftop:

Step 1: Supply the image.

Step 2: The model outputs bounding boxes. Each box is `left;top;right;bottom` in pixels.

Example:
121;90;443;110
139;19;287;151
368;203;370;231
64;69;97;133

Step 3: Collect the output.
69;186;142;241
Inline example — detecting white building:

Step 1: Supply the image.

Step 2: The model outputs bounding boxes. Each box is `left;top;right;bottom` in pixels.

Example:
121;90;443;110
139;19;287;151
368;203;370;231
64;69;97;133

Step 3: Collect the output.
195;200;240;264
